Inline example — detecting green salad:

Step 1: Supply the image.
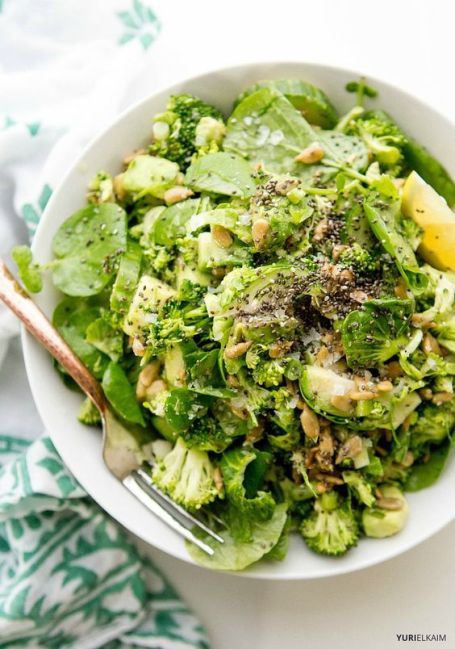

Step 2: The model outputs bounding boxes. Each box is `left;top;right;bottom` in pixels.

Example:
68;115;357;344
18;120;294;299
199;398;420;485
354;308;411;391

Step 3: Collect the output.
14;78;455;571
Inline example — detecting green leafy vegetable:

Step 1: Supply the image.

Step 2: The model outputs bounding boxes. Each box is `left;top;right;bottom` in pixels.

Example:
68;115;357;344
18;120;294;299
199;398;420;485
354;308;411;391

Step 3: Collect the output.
11;245;43;293
102;361;145;426
341;298;414;368
186;152;256;197
235;79;338;128
364;193;428;294
187;504;287;570
405;441;452;491
52;203;127;296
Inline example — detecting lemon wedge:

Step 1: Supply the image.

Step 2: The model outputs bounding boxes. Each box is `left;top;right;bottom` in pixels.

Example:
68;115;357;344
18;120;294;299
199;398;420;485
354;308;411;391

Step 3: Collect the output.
402;171;455;270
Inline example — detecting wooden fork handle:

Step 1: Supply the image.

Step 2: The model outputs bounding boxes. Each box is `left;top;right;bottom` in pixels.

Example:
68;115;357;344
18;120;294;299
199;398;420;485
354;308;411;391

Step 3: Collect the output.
0;259;107;413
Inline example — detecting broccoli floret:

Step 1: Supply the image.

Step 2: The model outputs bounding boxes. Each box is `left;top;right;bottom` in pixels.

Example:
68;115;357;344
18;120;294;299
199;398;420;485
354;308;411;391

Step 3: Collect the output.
300;492;359;556
150;94;224;170
181;416;233;453
78;397;101;426
152;437;219;509
252;358;285;387
338;243;379;274
410;400;455;448
146;290;210;355
342;470;376;507
349;116;406;174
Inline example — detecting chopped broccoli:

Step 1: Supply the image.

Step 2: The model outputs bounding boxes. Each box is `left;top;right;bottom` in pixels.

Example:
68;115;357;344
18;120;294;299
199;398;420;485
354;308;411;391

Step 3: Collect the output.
181;416;233;453
146;287;210;355
150;94;225;170
342;470;376;507
78;397;101;426
152;437;219;509
300;491;359;556
252;358;285;388
338;242;379;274
410;400;455;448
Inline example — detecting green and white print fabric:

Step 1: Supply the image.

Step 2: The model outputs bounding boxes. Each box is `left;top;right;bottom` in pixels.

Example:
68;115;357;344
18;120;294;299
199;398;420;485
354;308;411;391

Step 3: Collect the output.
0;437;209;648
0;3;209;647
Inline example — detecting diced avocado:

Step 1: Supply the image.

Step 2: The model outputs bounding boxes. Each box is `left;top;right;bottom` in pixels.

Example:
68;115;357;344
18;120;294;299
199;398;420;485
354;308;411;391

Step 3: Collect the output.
123;274;175;337
299;365;356;417
197;231;250;270
151;415;178;443
122;155;180;199
164;344;187;387
175;256;212;288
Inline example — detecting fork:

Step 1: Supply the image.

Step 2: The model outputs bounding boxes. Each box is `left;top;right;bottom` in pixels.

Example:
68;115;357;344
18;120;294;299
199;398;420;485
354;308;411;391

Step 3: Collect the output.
0;259;223;556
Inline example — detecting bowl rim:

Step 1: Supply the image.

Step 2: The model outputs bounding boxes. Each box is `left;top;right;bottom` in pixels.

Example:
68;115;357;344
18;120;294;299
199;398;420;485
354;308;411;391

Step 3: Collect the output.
23;60;455;580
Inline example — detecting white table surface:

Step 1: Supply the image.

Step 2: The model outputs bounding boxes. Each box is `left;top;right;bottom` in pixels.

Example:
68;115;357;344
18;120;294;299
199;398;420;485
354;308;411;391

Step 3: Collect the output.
2;1;454;647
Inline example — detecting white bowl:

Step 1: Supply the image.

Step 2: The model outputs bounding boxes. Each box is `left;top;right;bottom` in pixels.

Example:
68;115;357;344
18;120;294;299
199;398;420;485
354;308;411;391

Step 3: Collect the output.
24;62;455;579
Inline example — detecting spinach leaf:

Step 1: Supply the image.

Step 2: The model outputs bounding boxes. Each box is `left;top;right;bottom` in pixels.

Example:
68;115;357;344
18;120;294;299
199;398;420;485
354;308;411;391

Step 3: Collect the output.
224;87;314;174
102;361;145;426
224;87;366;182
85;315;123;362
52;203;127;296
110;242;142;315
186;152;256;198
186;504;287;571
53;296;108;378
11;245;43;293
234;79;338;128
405;440;452;491
364;193;428;294
341;298;414;368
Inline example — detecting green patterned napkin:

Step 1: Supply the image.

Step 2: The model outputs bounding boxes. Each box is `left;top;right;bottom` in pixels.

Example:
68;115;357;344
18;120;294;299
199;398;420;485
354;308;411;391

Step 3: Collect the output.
0;435;209;648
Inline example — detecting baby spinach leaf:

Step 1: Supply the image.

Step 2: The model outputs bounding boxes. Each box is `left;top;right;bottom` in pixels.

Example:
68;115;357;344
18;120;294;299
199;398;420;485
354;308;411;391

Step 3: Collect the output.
364;193;428;295
53;296;109;378
110;241;142;315
234;79;338;128
224;87;314;174
405;440;452;491
85;315;123;362
341;298;414;368
186;152;256;198
102;361;145;426
52;203;127;296
224;87;366;182
11;245;43;293
186;504;287;571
